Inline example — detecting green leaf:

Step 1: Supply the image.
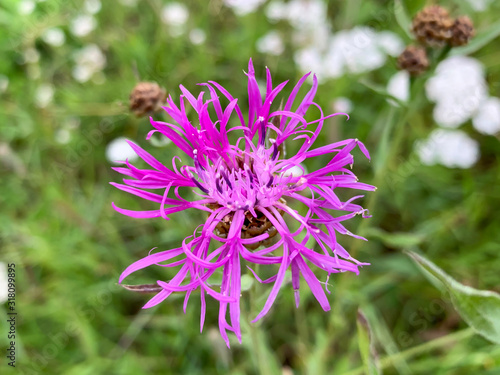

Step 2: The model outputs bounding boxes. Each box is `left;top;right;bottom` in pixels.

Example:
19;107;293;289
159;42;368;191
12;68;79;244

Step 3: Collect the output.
394;0;413;39
407;250;500;344
358;79;407;108
357;309;381;375
451;19;500;56
364;227;424;248
240;273;254;292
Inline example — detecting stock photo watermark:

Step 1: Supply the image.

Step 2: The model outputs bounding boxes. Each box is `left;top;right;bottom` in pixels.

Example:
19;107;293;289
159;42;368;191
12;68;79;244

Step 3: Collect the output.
5;263;17;368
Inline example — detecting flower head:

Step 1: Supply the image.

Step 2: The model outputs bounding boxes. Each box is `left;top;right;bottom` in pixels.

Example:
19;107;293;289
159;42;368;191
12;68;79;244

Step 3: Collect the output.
112;59;374;346
411;5;454;47
397;45;429;76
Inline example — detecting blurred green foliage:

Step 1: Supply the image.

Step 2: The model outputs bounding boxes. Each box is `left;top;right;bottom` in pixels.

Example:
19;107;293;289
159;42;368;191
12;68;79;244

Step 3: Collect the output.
1;0;500;374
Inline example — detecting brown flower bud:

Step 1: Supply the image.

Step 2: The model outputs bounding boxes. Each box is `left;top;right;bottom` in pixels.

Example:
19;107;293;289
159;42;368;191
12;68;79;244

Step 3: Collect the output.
450;16;475;46
129;82;166;117
397;45;430;76
412;5;454;47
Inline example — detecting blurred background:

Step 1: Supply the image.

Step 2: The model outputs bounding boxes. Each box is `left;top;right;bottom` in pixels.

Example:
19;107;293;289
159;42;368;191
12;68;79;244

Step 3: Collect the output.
1;0;500;374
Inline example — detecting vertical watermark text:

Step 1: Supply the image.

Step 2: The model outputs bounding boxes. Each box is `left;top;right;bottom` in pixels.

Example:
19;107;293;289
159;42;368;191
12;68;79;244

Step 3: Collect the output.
6;263;17;368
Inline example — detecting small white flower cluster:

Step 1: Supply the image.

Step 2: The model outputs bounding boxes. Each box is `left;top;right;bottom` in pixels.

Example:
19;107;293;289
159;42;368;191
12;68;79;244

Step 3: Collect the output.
160;3;206;44
387;56;499;169
72;44;107;83
41;28;66;47
416;56;499;169
333;97;353;114
256;31;284;56
18;0;36;15
387;71;410;103
106;137;138;164
70;0;101;38
161;3;189;37
223;0;267;16
263;0;404;80
416;129;479;169
426;56;490;130
34;83;54;108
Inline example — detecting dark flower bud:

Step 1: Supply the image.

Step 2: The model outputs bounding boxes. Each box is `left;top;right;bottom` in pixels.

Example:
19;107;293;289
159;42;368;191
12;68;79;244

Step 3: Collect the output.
397;45;430;76
129;82;166;117
450;16;475;47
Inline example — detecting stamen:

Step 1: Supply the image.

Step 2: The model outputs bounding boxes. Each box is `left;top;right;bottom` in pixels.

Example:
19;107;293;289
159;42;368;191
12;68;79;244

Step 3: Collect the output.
192;178;209;193
271;142;279;160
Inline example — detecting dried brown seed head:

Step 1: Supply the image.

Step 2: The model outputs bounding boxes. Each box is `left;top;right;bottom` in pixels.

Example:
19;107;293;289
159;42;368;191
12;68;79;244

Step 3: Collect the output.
450;16;475;47
129;82;166;117
412;5;454;47
397;45;430;76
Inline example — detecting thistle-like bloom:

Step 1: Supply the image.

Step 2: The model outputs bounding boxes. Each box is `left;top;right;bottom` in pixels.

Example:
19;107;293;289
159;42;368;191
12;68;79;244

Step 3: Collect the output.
112;59;375;347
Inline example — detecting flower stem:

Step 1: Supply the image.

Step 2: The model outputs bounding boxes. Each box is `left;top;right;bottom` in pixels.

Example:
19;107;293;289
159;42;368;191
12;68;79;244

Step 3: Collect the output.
343;328;475;375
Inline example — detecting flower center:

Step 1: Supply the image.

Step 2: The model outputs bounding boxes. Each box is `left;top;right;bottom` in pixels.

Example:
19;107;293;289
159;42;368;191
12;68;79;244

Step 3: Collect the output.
194;149;283;211
207;200;286;250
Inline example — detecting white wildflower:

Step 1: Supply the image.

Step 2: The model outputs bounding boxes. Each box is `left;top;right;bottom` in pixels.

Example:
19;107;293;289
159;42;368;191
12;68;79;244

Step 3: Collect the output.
84;0;102;14
387;70;410;104
256;31;284;56
42;28;66;47
472;97;500;135
189;29;206;45
70;14;97;37
333;97;353;114
223;0;266;16
72;44;106;83
416;129;479;169
377;31;405;57
35;84;54;108
106;138;139;164
426;56;488;128
19;0;35;15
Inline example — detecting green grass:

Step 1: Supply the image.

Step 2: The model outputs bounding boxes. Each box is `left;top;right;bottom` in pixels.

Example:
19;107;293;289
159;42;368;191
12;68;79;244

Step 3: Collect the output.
1;0;500;374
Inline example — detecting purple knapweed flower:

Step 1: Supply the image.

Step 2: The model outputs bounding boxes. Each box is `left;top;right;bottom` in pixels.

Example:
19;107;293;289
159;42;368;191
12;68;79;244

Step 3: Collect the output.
112;59;375;347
